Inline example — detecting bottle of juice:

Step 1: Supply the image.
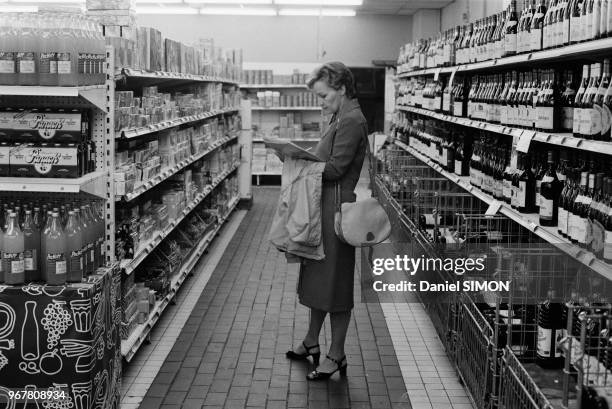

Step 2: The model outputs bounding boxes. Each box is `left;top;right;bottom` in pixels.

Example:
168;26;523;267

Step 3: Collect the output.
74;207;87;273
40;210;52;281
65;210;82;283
80;205;94;274
0;14;18;85
17;13;37;86
44;212;66;285
96;202;106;267
38;12;58;87
22;210;40;283
3;212;25;285
88;202;103;268
57;13;77;87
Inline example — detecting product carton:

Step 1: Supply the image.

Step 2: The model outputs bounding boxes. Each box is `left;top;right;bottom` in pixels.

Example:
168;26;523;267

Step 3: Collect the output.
0;144;9;176
0;110;88;143
164;39;181;73
10;144;80;178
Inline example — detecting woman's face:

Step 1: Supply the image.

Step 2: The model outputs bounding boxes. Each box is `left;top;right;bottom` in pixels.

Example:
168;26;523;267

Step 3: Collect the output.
312;80;345;115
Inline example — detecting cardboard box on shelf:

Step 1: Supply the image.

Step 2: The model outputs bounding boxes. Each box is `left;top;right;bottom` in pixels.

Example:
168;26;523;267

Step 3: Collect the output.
87;0;135;9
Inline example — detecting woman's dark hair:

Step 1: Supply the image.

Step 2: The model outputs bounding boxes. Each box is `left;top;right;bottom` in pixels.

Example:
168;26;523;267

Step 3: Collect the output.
307;62;357;99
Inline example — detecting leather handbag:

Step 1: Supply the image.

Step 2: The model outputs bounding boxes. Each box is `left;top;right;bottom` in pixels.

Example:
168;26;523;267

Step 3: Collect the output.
334;182;391;247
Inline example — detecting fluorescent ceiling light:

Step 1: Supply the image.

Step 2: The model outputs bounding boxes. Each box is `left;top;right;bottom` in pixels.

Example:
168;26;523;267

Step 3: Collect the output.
135;0;183;3
278;8;318;15
322;8;355;16
275;0;361;5
279;7;355;16
10;0;83;2
0;5;38;11
189;0;271;3
200;7;276;14
136;6;198;13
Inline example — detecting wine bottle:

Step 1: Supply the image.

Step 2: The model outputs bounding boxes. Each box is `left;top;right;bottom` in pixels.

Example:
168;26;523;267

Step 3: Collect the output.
532;0;547;50
571;0;584;43
604;177;612;263
506;1;519;55
557;150;570;236
540;151;563;225
518;153;537;213
574;64;590;138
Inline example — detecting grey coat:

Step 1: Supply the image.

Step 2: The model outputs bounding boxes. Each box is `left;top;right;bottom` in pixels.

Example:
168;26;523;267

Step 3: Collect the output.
297;98;367;312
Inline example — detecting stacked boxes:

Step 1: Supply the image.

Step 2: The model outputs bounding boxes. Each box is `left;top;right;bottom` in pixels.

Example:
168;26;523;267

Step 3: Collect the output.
242;70;310;85
255;91;317;108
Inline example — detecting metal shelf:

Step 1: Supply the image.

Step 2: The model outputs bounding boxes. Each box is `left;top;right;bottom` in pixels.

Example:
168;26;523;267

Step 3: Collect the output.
121;195;240;362
116;67;239;86
117;135;238;202
397;105;612;155
120;163;239;276
397;37;612;78
0;84;106;110
0;171;106;197
240;84;308;89
252;171;282;176
117;107;239;139
252;138;318;143
252;106;321;111
393;139;612;280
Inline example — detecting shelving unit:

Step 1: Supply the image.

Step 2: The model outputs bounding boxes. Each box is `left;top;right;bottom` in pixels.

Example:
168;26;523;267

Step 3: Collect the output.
0;171;107;196
121;194;240;362
120;163;240;276
118;135;238;201
252;106;321;111
118;107;240;139
397;105;612;155
393;139;612;280
397;37;612;78
240;83;308;89
116;67;239;86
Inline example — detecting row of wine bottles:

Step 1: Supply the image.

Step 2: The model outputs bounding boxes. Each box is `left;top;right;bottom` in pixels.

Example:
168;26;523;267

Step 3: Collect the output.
398;59;612;141
398;0;612;72
395;112;612;264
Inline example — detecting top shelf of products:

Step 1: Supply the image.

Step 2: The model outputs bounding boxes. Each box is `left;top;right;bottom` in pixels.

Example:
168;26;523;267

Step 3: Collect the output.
397;37;612;78
240;84;308;89
116;68;239;86
0;84;107;111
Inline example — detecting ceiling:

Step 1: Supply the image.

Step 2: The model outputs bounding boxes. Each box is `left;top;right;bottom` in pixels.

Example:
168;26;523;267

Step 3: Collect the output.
358;0;454;15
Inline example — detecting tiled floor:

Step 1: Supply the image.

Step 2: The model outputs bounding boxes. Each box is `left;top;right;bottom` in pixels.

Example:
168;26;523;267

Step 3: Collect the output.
122;182;476;409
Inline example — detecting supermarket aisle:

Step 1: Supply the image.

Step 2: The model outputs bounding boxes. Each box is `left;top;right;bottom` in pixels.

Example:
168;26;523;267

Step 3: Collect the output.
129;187;410;409
125;183;476;409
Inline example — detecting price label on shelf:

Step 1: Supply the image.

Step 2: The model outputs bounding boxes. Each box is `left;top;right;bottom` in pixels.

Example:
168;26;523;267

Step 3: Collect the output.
434;68;442;81
448;66;460;89
516;131;536;153
485;201;502;216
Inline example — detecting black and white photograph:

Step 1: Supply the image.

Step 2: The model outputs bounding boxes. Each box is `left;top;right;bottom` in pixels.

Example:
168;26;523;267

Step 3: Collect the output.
0;1;611;408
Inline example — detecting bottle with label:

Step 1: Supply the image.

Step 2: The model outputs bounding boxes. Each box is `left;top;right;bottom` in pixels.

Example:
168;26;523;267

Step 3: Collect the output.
571;166;593;247
536;296;565;368
519;153;537;213
540;151;562;225
531;0;547;51
17;14;37;86
557;151;570;236
584;63;602;139
65;210;82;283
565;161;582;242
3;212;24;285
604;178;612;263
80;205;94;275
574;65;590;138
506;1;519;55
589;173;606;256
544;0;556;49
607;0;612;35
534;150;546;213
22;210;40;283
571;0;585;43
38;13;57;87
0;14;18;85
57;14;78;87
44;212;66;285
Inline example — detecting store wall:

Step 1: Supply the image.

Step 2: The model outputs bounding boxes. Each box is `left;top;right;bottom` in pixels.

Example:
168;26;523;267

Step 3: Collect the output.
441;0;508;30
137;15;413;67
412;9;441;40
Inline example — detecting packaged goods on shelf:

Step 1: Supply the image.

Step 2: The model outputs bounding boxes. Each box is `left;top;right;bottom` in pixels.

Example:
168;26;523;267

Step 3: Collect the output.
254;91;316;108
242;69;309;85
87;0;135;10
115;85;239;132
0;11;106;87
136;27;163;72
0;109;91;144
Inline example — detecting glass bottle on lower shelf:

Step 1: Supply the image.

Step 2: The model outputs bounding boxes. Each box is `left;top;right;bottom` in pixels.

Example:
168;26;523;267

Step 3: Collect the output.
539;151;562;226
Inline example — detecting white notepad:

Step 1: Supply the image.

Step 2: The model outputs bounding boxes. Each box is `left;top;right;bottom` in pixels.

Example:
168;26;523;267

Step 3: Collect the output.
262;138;323;162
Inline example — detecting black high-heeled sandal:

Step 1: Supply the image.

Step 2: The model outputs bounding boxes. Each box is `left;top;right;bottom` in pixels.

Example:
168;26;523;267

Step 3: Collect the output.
306;355;347;381
286;342;321;366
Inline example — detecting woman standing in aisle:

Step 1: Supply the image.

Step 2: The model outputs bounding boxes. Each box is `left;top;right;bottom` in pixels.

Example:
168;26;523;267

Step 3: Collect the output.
285;62;367;380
